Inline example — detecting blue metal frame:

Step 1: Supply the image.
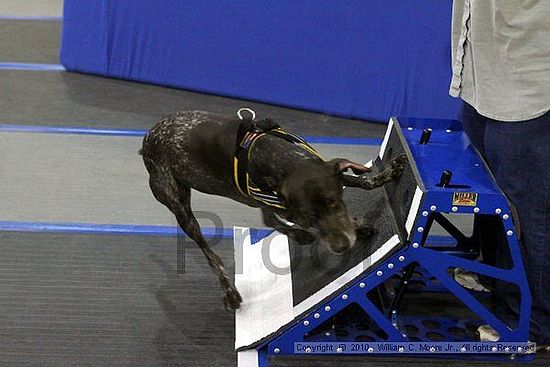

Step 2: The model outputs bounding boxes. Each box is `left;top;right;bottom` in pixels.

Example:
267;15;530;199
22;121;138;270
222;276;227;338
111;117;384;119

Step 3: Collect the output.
242;118;532;366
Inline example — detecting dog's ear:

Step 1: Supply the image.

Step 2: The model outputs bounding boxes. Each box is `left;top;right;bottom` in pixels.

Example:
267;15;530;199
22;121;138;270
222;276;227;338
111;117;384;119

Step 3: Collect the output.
329;158;371;175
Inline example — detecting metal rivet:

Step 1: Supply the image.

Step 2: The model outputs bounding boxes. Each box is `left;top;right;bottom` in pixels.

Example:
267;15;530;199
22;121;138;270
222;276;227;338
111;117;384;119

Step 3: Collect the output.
342;294;348;300
336;347;343;353
451;206;458;212
398;255;405;262
503;214;509;220
518;347;523;352
325;331;331;336
445;129;452;133
305;347;312;353
473;207;480;213
387;263;394;269
376;270;383;276
504;347;510;352
492;347;497;352
407;127;413;131
430;205;437;211
314;313;320;319
303;320;309;326
368;347;374;353
430;347;436;352
422;211;429;217
359;282;366;288
461;347;466;353
417;227;424;233
325;306;331;312
507;230;513;236
274;348;280;354
412;243;419;248
399;347;405;352
495;208;502;214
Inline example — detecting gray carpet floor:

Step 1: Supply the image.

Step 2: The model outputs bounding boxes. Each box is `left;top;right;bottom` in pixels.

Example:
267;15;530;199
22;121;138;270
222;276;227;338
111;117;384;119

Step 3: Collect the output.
0;20;61;63
0;69;387;137
0;131;377;228
1;231;544;367
0;0;62;18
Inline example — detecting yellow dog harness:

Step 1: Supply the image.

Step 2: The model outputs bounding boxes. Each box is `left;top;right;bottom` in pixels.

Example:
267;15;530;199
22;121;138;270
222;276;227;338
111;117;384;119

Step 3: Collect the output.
233;111;322;209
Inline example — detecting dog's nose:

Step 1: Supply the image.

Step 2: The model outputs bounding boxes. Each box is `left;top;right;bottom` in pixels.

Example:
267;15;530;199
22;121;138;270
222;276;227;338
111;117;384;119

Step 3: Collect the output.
329;244;350;255
322;232;356;255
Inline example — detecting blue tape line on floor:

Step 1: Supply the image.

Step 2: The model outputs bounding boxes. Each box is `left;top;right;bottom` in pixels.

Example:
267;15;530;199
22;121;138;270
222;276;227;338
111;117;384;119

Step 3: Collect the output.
0;124;146;136
0;62;65;71
0;221;457;246
0;220;276;240
0;124;382;145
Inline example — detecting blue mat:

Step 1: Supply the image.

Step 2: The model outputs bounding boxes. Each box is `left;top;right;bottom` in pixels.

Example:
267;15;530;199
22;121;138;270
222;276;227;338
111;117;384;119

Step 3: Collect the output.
61;0;462;122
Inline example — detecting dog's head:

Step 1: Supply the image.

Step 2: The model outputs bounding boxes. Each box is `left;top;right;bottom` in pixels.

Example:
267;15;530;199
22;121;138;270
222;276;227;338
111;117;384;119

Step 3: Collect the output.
279;159;369;254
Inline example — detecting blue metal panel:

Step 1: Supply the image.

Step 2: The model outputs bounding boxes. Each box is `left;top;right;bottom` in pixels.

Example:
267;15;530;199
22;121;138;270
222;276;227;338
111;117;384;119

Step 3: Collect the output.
403;129;501;194
398;117;464;131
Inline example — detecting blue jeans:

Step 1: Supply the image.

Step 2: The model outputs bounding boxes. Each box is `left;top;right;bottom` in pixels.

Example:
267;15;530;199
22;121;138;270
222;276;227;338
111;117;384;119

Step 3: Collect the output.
461;103;550;344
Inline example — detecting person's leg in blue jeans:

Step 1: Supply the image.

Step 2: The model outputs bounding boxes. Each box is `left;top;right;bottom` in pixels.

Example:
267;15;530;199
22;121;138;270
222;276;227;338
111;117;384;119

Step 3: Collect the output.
461;103;487;155
462;103;519;332
462;103;550;344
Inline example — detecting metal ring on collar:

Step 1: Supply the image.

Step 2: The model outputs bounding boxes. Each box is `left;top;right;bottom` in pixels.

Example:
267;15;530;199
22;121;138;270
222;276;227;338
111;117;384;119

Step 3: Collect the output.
237;107;256;121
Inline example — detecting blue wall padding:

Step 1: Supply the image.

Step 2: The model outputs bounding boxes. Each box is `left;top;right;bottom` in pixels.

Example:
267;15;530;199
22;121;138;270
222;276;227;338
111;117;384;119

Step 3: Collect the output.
60;1;462;122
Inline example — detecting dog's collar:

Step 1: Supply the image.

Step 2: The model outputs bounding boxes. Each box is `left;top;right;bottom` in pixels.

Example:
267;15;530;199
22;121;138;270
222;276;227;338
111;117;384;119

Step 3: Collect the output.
233;117;322;209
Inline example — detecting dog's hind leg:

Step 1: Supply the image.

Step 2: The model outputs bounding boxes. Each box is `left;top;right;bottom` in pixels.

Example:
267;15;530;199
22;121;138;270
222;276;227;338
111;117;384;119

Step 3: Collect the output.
147;164;242;310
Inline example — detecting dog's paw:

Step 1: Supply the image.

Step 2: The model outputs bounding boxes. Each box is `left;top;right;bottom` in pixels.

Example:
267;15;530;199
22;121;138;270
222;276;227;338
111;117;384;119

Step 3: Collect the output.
353;218;376;241
357;225;376;241
289;230;316;245
390;154;408;168
223;288;243;311
389;154;407;176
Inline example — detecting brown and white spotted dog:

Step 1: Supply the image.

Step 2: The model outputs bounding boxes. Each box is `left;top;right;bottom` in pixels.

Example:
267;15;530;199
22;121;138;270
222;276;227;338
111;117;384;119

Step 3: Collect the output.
141;110;406;310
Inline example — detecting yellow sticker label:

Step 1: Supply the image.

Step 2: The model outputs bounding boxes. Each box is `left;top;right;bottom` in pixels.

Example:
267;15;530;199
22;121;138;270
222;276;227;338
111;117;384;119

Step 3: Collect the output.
452;192;478;207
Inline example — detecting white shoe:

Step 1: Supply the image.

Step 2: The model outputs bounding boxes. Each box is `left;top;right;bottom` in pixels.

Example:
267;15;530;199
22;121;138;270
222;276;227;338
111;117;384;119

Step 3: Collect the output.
453;268;491;293
478;324;500;342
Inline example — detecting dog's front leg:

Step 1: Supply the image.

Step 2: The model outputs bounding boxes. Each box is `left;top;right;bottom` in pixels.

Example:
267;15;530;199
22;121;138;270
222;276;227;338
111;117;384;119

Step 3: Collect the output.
261;209;316;245
342;154;407;190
